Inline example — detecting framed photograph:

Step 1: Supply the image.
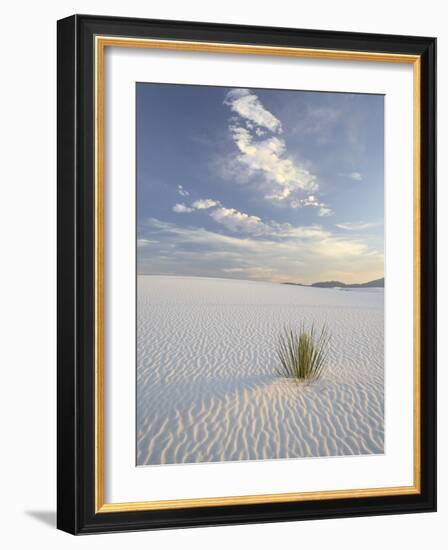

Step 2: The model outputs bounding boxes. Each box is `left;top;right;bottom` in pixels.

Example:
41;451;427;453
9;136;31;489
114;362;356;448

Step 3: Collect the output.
57;14;436;534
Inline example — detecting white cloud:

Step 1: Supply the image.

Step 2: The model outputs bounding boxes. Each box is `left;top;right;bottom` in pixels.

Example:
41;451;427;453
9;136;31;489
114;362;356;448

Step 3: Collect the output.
142;216;383;284
318;206;333;217
339;171;363;181
210;207;265;235
289;195;333;216
145;218;256;249
336;221;377;231
190;197;332;239
177;184;190;197
222;89;325;210
138;92;384;283
191;198;219;210
137;238;159;247
224;89;282;133
276;224;328;240
173;203;194;213
317;238;368;257
229;123;318;202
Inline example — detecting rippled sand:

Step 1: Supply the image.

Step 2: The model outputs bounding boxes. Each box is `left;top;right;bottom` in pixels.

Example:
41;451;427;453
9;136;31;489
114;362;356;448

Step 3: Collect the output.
137;276;384;465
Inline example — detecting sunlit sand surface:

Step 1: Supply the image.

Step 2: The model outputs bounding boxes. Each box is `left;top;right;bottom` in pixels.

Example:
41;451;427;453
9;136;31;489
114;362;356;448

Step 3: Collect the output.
137;276;384;465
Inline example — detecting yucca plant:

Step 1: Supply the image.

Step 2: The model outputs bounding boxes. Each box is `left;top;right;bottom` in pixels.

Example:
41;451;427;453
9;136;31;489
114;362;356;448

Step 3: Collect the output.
276;323;330;382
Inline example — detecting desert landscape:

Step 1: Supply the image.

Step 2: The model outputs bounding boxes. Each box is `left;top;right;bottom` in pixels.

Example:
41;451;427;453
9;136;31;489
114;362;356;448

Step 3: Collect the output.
136;83;385;466
136;275;384;466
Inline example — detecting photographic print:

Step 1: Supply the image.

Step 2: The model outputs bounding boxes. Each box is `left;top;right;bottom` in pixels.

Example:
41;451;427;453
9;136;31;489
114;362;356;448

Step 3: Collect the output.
58;17;436;533
136;83;385;466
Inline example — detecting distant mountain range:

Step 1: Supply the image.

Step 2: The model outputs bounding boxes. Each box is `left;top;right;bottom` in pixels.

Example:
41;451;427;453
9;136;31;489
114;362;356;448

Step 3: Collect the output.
283;277;384;289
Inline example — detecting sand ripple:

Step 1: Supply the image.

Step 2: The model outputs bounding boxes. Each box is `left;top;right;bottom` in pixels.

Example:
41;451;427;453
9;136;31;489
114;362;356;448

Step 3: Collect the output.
137;276;384;465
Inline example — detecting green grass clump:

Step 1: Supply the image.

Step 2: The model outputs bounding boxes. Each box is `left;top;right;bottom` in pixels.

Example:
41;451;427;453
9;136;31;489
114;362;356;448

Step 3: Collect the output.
276;323;330;383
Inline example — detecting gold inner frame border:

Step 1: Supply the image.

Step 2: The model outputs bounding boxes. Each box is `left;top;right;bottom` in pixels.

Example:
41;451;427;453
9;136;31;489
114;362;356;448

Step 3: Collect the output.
94;35;421;513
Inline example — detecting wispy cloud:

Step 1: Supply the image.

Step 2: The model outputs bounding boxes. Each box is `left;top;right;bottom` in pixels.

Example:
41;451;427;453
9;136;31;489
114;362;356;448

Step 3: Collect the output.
191;198;219;210
222;89;332;213
141;206;383;284
171;195;332;237
228;125;318;201
318;206;333;217
289;195;333;217
176;184;190;197
137;238;159;247
208;204;331;240
173;203;194;213
336;221;378;231
339;171;363;182
210;207;265;235
224;89;282;133
145;218;255;249
142;218;383;282
137;84;384;284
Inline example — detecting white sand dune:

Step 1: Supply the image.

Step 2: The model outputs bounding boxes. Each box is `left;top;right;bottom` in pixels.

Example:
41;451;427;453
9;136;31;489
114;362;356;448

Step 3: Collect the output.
137;276;384;465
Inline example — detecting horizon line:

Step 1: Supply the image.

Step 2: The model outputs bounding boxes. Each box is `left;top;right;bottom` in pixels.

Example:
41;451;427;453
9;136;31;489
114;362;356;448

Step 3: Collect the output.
136;273;385;285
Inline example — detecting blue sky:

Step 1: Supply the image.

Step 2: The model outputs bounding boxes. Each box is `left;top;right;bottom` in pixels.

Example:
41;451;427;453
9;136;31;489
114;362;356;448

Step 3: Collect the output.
136;83;384;284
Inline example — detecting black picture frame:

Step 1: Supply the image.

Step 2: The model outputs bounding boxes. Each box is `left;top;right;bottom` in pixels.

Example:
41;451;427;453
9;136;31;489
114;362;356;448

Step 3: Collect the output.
57;14;436;534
